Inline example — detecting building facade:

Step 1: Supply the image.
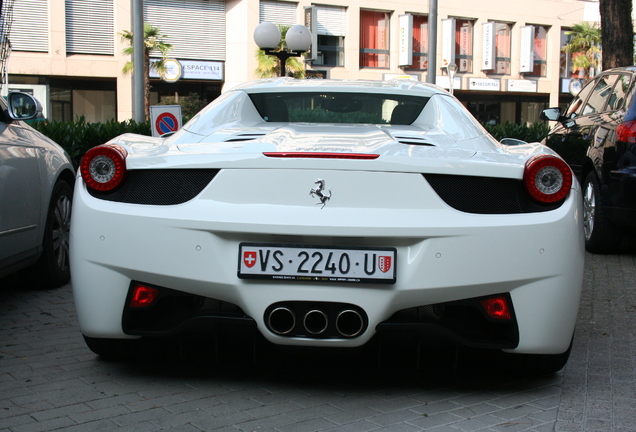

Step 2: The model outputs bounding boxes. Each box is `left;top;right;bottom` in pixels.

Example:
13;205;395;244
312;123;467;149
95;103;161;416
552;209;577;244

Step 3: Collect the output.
6;0;600;124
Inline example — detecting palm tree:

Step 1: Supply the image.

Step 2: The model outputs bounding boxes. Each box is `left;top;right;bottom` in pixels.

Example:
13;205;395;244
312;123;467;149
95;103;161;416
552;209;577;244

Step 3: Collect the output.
255;25;306;78
562;22;602;80
121;23;173;119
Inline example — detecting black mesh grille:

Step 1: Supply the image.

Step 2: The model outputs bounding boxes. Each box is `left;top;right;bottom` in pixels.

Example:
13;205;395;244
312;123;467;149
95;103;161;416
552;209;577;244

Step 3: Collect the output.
423;174;562;214
88;169;219;205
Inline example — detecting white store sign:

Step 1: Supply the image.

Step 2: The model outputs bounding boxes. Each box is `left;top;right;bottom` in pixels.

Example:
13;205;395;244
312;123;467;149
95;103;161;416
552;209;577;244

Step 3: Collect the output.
507;79;538;92
150;59;224;81
398;14;413;67
482;22;495;71
520;26;535;73
468;78;500;91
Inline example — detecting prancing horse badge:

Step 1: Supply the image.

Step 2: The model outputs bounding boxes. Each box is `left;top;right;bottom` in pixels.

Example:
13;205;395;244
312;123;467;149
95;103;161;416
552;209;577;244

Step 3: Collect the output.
309;179;331;209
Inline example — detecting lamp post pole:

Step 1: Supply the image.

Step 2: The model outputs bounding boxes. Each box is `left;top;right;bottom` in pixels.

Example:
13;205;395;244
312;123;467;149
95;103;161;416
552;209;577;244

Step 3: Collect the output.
254;22;312;77
131;0;145;122
446;63;457;95
263;50;296;77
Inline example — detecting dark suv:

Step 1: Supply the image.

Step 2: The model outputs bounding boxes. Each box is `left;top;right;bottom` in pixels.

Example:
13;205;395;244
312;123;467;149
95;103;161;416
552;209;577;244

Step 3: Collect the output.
542;67;636;253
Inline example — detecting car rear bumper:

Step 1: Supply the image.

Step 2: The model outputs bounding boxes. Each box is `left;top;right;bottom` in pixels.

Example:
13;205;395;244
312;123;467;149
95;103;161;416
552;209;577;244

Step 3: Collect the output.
70;170;584;355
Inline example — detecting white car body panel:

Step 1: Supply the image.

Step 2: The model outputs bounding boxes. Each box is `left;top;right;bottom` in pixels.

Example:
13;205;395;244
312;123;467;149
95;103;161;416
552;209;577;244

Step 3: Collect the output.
71;79;584;358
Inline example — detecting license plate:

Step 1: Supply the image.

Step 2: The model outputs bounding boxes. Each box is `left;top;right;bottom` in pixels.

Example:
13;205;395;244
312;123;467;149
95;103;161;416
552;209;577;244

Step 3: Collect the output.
238;243;396;284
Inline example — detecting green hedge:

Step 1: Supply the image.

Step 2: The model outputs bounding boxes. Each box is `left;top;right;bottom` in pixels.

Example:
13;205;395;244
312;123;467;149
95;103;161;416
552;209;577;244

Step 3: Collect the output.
31;116;550;168
481;121;550;143
31;116;150;167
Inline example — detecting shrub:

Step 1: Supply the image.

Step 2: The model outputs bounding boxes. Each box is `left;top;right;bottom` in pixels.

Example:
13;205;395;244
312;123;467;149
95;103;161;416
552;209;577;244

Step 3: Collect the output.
482;121;551;143
31;116;150;167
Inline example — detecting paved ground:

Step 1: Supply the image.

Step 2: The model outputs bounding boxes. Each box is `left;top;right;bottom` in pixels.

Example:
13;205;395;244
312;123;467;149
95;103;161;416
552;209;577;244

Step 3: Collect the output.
0;252;634;431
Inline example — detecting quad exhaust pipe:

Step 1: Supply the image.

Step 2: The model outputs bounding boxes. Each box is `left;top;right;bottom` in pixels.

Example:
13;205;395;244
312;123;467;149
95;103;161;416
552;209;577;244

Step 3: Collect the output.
268;307;296;335
335;309;364;337
265;303;366;338
304;309;328;335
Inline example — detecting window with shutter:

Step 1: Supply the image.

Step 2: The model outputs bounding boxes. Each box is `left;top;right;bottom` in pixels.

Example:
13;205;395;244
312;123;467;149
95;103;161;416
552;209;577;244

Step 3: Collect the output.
145;0;226;61
260;1;298;26
11;0;49;53
66;0;114;56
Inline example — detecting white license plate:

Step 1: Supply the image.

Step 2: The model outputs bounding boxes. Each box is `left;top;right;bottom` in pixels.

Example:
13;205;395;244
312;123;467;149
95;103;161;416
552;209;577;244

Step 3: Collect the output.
238;244;396;284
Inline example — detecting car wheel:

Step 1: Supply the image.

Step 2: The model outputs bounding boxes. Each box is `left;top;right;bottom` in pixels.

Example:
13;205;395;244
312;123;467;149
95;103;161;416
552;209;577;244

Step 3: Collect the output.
582;171;622;253
37;180;73;288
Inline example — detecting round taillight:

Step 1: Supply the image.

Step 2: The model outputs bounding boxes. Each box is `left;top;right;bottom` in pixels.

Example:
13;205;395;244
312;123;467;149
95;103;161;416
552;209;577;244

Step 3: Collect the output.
523;154;572;203
80;145;127;191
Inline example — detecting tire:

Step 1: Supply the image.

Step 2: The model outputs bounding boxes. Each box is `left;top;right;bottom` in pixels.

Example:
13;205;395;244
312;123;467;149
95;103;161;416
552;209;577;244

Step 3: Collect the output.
582;171;623;253
37;180;73;288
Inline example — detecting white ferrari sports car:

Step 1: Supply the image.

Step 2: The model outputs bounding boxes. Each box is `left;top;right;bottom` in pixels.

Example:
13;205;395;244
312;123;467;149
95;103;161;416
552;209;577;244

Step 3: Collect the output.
71;79;584;372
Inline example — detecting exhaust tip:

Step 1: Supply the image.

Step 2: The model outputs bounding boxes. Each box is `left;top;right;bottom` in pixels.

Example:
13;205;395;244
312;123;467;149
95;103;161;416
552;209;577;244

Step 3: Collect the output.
304;310;328;335
336;309;364;338
268;307;296;335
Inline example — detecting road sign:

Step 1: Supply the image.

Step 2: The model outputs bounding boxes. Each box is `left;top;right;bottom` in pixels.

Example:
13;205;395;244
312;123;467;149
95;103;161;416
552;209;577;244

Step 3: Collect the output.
150;105;182;137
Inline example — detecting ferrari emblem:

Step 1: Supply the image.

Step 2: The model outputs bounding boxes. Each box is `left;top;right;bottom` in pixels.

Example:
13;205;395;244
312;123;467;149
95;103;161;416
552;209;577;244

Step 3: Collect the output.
378;256;392;273
309;179;332;209
243;251;257;268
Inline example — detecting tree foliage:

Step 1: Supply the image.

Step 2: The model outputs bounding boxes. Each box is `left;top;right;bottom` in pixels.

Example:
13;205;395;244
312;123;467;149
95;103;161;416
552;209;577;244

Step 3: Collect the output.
121;23;173;120
562;22;601;79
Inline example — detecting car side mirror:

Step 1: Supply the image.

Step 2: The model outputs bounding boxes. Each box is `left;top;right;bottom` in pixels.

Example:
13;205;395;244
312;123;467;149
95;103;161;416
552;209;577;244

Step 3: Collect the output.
540;108;562;122
7;92;44;121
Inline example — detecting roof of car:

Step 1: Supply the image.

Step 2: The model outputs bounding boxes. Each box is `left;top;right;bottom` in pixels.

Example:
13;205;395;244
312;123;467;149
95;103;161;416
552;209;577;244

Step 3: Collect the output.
227;77;447;97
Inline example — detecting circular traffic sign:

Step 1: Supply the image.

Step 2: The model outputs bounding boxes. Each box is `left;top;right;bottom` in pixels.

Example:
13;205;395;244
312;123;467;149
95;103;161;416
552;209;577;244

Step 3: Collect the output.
155;112;179;135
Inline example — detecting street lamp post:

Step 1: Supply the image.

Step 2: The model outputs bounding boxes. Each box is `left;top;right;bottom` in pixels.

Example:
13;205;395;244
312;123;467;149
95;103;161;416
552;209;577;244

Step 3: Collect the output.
446;63;458;95
254;22;312;77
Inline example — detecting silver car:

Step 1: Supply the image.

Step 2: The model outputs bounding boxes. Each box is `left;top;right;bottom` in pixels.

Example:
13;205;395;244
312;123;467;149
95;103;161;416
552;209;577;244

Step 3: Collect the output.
0;92;75;287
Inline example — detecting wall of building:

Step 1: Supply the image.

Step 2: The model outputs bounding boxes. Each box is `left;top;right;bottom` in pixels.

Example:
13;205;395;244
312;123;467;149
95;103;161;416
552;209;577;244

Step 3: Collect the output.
5;0;599;124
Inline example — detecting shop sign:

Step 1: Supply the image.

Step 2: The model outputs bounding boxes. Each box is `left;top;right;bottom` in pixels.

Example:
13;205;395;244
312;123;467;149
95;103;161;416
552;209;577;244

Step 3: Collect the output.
150;59;224;81
398;14;413;67
384;73;420;81
482;22;495;71
507;79;537;92
520;26;535;73
441;19;455;68
436;75;462;91
468;78;500;91
160;59;183;83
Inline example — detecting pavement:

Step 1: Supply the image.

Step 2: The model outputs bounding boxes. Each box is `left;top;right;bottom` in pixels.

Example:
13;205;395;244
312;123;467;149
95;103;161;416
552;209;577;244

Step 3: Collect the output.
0;251;635;432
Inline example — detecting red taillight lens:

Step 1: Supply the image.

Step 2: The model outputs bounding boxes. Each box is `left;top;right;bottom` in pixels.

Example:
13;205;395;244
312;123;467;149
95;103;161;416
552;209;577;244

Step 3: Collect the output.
263;152;379;159
480;296;512;320
617;120;636;143
523;154;572;203
80;145;128;191
130;284;159;308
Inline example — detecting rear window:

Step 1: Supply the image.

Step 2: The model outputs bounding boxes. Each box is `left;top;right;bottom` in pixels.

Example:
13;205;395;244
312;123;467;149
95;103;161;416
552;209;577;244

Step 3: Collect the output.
248;92;429;125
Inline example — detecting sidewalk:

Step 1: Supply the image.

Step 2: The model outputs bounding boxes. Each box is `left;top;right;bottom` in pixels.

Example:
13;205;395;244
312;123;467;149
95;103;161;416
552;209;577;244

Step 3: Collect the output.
0;252;635;431
557;253;636;431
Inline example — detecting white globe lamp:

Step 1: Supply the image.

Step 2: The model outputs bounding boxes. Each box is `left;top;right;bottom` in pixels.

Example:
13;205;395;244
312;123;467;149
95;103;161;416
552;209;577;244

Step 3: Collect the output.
285;24;312;53
254;22;281;50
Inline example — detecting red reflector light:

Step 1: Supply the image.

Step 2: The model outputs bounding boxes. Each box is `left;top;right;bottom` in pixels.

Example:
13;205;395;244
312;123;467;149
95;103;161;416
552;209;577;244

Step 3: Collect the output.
617;120;636;143
263;152;379;160
130;284;159;308
480;296;512;320
80;144;128;191
523;154;572;203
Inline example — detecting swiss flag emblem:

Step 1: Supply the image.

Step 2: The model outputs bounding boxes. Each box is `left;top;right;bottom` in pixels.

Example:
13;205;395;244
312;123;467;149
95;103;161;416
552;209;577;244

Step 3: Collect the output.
243;251;257;268
378;256;392;273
